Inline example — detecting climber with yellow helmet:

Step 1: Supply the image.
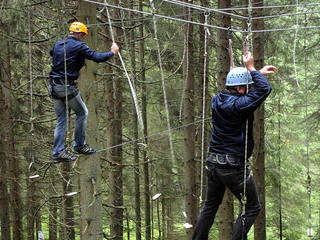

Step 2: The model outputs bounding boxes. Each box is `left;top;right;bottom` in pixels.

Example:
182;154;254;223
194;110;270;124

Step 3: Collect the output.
48;21;119;163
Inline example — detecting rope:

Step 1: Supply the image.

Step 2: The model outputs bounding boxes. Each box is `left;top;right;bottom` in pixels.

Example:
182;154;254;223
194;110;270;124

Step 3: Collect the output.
241;1;253;238
60;0;70;153
162;0;320;12
227;28;235;70
89;8;320;27
278;77;283;239
82;0;246;33
104;3;145;134
63;39;70;146
96;115;210;152
162;0;248;20
162;0;320;21
178;7;190;121
148;2;190;228
84;0;320;12
199;12;209;203
217;2;320;11
90;11;205;26
293;0;300;87
303;4;313;237
27;7;35;173
149;0;176;168
251;10;320;20
82;0;320;34
252;25;320;33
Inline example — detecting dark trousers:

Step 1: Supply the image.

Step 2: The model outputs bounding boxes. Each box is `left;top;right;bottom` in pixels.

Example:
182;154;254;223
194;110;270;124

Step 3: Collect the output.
192;162;261;240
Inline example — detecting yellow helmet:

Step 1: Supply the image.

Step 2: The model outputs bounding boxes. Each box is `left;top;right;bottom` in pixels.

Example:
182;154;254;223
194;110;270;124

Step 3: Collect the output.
69;22;88;35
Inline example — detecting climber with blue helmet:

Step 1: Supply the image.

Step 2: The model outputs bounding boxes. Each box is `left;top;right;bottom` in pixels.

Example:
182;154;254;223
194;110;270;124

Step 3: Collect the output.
192;52;276;240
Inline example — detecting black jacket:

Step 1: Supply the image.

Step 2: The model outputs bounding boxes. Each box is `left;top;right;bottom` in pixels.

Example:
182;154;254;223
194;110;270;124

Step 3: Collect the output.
209;70;272;159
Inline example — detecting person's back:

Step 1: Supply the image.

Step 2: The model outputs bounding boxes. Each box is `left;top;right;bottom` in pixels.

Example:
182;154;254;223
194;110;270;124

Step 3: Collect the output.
50;37;85;80
49;21;119;163
192;52;276;240
209;68;271;159
50;36;115;81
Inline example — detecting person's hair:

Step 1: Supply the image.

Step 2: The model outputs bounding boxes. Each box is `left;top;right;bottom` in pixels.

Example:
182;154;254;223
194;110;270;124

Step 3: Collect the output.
70;31;80;36
225;84;254;94
225;86;238;94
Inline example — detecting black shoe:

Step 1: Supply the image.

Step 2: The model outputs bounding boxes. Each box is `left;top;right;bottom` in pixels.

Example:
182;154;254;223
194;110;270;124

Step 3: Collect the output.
52;150;78;163
74;144;96;155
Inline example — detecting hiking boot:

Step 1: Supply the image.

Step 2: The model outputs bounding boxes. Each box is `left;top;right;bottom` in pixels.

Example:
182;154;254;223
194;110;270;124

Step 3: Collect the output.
74;144;96;155
52;150;78;163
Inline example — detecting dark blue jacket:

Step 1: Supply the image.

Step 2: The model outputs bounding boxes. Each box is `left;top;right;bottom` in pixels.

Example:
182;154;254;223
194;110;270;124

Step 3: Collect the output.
209;70;271;159
49;36;114;80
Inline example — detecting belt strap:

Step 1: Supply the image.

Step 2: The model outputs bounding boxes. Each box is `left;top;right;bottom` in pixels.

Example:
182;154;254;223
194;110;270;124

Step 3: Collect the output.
207;152;244;167
49;78;77;86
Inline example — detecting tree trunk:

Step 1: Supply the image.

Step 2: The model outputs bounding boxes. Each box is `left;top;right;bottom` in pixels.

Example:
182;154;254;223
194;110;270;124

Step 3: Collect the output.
166;200;174;240
252;1;266;238
183;1;197;238
161;198;166;240
138;1;151;238
128;2;142;238
216;0;234;239
133;97;141;240
0;127;10;240
218;189;234;239
197;0;210;208
2;19;24;240
0;22;11;240
49;169;58;240
216;0;231;92
77;2;103;240
27;155;36;240
105;3;123;239
253;107;266;240
62;164;75;240
35;211;42;240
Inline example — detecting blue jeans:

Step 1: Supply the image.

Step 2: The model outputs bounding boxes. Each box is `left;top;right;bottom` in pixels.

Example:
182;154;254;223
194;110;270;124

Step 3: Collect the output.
192;160;261;240
51;84;88;156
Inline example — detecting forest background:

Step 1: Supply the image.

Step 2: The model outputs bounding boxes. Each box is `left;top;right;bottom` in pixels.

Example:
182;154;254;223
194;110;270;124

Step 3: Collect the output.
1;0;320;240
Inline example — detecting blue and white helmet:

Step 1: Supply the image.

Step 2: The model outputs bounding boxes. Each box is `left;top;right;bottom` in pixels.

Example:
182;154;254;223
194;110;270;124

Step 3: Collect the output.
225;67;253;86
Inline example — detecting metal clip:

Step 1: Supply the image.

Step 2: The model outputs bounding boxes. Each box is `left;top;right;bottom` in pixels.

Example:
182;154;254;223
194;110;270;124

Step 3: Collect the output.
227;27;232;40
216;154;227;165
